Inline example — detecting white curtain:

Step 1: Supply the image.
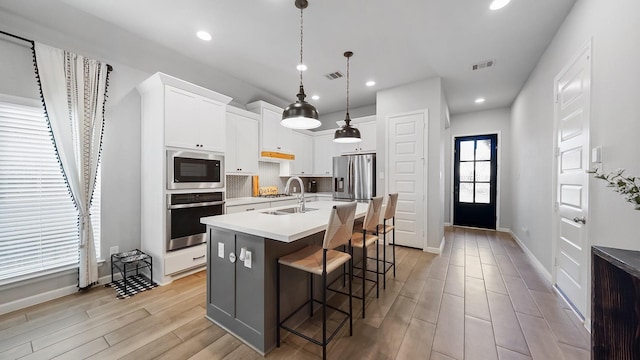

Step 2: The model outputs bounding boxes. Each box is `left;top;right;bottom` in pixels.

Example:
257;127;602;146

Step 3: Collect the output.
33;43;110;289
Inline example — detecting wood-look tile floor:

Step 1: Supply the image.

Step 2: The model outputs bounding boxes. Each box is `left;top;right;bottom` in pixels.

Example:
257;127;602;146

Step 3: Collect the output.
0;227;591;359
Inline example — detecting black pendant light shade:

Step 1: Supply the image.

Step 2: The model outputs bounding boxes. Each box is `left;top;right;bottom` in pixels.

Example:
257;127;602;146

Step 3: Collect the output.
334;51;362;143
282;0;321;130
281;85;320;129
334;113;361;143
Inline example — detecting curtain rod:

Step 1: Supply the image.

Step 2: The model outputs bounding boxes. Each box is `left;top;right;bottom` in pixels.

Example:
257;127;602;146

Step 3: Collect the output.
0;29;113;72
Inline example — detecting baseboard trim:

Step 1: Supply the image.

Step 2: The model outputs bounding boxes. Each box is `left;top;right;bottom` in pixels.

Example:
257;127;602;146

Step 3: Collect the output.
444;222;452;227
508;230;552;283
425;236;445;254
0;274;115;316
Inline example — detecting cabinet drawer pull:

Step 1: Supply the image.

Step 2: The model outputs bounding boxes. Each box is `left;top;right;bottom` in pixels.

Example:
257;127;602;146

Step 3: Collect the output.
246;208;255;211
193;255;205;261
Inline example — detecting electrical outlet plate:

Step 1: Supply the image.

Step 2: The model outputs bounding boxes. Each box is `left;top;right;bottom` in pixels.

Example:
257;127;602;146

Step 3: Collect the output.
109;246;119;255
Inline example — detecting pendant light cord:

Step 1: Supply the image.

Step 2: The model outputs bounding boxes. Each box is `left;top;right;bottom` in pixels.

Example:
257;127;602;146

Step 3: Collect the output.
346;54;350;116
299;7;304;87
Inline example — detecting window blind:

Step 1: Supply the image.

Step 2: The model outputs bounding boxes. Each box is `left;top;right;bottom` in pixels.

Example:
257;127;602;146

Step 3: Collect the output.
0;100;101;283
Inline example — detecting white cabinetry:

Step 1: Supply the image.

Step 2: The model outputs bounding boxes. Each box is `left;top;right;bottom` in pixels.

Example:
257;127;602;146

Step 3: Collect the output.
226;107;259;174
165;85;227;152
226;202;270;214
313;130;339;177
247;101;293;156
136;72;232;285
338;116;377;154
291;131;313;176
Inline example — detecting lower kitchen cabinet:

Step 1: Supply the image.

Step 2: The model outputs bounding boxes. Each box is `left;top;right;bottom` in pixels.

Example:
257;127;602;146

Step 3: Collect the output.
164;243;207;275
207;228;266;351
226;202;270;214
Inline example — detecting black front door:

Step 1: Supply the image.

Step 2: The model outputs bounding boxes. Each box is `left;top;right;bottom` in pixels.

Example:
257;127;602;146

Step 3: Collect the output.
453;134;498;229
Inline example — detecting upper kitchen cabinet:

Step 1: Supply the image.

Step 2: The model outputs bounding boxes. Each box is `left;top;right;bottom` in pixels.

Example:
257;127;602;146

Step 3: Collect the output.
165;86;227;152
337;116;377;154
138;72;232;153
313;130;339;176
247;101;293;157
290;130;313;175
226;106;259;175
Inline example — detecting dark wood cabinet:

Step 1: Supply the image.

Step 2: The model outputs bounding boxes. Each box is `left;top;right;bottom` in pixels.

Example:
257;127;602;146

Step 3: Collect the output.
592;246;640;359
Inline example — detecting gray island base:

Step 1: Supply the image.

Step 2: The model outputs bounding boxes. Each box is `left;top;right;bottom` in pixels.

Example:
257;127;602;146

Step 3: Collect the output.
202;201;368;355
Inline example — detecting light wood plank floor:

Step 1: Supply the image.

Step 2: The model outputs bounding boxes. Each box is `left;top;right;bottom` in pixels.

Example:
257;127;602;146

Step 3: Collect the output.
0;227;591;359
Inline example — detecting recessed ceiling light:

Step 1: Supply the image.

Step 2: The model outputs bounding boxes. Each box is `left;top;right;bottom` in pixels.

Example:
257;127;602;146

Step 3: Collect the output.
296;64;307;71
489;0;511;10
311;95;319;100
196;31;212;41
366;80;376;87
475;98;486;104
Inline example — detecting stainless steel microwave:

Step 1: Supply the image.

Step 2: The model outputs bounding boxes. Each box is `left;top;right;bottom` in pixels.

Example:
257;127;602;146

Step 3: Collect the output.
167;150;224;190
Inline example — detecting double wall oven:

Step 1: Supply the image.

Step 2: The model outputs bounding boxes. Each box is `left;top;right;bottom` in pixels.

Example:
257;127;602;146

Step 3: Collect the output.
166;150;225;251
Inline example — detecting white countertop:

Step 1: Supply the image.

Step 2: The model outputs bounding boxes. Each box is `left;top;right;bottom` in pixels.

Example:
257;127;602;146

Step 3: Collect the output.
226;192;333;207
202;200;367;242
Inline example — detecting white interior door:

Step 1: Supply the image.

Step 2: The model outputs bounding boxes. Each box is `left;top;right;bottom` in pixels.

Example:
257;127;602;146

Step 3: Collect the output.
387;110;426;249
554;42;591;317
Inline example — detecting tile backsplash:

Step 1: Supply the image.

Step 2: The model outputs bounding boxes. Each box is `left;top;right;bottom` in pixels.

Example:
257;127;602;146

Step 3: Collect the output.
226;161;332;198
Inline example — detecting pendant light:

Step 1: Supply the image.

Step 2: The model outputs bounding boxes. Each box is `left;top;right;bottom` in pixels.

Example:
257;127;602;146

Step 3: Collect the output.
281;0;320;129
334;51;361;143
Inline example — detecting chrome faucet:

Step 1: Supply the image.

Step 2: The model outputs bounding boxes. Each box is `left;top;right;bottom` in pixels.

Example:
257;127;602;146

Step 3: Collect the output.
284;176;306;212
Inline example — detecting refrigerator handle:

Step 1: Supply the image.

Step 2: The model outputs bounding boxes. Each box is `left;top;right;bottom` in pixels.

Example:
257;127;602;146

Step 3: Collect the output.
348;157;354;198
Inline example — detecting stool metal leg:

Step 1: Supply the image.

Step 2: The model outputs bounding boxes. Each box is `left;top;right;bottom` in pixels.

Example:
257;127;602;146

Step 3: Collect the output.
309;273;314;317
276;261;281;347
349;245;353;336
362;229;367;319
375;233;379;298
322;250;328;360
382;228;387;289
392;218;396;277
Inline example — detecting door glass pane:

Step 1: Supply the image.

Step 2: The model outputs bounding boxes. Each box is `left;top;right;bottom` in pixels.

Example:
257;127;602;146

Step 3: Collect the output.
476;139;491;160
459;162;475;181
476;161;491;182
460;141;475;161
475;183;490;203
460;183;474;203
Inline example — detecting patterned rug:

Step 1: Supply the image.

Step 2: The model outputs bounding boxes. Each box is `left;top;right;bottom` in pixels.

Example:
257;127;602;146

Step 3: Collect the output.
106;274;158;299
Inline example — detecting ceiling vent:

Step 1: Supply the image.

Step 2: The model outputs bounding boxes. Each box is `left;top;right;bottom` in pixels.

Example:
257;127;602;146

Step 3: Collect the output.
471;59;496;71
324;71;343;80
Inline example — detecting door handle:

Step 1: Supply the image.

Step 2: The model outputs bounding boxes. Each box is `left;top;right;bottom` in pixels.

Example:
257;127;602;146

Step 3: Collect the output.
572;216;586;225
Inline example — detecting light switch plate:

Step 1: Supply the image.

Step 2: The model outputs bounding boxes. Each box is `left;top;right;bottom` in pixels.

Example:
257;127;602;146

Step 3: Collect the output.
591;146;602;163
244;251;252;268
218;242;224;258
109;246;119;255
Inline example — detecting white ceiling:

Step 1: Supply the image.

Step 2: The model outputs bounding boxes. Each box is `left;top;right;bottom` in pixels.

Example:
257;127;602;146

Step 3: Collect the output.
2;0;576;116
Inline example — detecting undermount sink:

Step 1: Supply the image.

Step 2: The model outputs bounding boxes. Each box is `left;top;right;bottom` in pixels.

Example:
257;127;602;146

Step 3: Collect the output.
263;207;318;215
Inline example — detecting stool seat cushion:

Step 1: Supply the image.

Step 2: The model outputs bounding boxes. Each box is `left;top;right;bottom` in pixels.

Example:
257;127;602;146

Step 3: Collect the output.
351;232;379;248
278;245;351;276
377;224;394;234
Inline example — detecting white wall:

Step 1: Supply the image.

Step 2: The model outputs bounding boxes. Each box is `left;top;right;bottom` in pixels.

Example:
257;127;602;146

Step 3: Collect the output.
376;77;446;250
315;104;376;131
0;8;289;309
510;0;640;312
444;107;512;230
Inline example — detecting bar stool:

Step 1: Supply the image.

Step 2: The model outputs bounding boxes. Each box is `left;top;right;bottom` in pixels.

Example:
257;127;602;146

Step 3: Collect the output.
350;196;383;319
377;193;399;289
276;202;357;360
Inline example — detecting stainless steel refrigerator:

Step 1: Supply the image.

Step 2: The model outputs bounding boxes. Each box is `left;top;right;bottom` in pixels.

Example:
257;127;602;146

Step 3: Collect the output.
333;154;376;201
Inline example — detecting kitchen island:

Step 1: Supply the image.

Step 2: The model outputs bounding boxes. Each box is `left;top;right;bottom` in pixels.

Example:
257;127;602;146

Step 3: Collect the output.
200;200;368;355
